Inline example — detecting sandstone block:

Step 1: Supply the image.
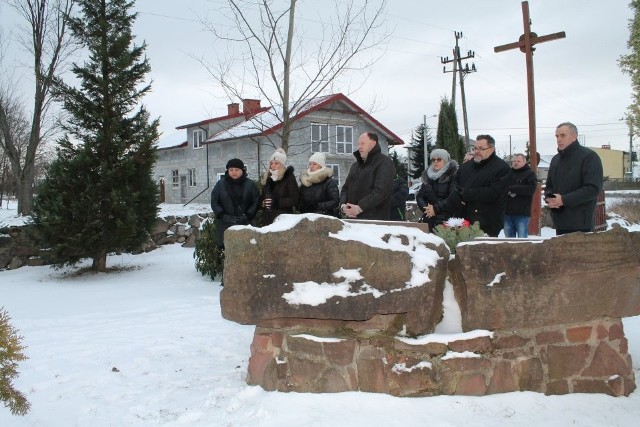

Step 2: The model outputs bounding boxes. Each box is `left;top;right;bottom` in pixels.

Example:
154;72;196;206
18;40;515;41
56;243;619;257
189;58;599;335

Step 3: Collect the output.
221;215;449;335
453;228;640;331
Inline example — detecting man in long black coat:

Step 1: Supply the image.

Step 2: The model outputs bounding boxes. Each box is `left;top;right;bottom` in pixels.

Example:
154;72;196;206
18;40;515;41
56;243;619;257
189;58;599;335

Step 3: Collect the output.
340;132;395;220
545;122;603;234
431;134;511;237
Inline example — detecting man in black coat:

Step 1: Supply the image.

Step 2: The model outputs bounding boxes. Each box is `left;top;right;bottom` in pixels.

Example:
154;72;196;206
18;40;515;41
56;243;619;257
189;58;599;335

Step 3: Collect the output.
504;153;537;237
340;132;395;220
429;134;511;237
210;158;260;249
389;176;409;220
545;122;603;235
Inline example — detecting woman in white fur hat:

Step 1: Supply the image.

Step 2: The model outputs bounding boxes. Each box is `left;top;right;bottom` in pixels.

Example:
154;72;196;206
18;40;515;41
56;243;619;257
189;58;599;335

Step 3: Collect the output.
298;152;339;216
259;148;300;226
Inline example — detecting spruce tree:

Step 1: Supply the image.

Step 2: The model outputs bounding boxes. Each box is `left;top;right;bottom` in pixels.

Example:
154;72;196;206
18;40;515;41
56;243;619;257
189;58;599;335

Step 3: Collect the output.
435;98;465;163
409;123;434;180
389;150;408;180
32;0;159;272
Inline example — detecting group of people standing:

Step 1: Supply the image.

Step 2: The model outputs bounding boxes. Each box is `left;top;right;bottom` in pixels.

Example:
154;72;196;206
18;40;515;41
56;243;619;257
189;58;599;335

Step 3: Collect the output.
210;131;394;250
417;121;603;238
210;122;604;250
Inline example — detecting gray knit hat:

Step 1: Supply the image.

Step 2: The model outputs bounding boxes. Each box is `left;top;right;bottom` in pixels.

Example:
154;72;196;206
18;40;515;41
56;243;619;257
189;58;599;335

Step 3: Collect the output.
430;148;451;163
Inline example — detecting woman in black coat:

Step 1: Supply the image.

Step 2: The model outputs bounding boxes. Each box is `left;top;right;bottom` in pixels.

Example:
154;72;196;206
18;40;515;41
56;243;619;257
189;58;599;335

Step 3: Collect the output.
298;152;339;216
210;158;260;249
259;148;300;226
416;148;459;231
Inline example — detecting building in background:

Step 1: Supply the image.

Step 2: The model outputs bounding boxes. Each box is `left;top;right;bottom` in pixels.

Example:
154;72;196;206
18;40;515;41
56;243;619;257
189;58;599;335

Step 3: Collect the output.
153;94;403;204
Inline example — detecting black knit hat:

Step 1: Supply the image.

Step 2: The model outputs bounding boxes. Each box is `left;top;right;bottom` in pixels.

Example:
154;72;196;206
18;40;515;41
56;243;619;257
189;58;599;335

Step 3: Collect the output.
226;158;245;170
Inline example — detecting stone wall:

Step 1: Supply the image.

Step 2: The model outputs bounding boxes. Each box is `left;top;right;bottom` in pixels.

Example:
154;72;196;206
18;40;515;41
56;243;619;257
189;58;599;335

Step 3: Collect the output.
0;212;213;270
247;317;634;397
222;217;640;397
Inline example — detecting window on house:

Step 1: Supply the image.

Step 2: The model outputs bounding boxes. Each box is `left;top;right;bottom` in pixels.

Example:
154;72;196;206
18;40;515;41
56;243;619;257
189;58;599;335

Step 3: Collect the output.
171;170;179;187
336;125;353;154
188;168;197;187
311;123;329;153
327;164;340;185
193;129;205;149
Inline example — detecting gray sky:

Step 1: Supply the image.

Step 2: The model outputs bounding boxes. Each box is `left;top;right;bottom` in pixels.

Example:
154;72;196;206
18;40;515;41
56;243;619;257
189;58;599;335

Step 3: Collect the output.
0;0;635;156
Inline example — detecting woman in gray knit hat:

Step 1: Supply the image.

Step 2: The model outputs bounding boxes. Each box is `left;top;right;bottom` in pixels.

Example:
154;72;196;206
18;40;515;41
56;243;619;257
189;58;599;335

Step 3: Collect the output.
415;148;459;231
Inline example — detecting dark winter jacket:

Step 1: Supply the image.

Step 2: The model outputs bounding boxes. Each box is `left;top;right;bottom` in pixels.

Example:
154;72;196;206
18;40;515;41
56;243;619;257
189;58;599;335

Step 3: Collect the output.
441;152;511;237
210;171;260;247
259;165;300;226
389;177;409;220
545;140;603;232
416;160;459;229
505;164;537;216
298;166;340;216
339;142;396;220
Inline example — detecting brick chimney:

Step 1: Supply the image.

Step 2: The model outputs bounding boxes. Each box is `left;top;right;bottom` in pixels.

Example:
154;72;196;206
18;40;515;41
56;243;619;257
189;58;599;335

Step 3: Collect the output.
227;103;240;116
242;99;261;116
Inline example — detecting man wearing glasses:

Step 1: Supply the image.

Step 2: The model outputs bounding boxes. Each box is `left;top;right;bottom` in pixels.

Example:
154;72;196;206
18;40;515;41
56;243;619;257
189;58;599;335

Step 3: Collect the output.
429;134;511;236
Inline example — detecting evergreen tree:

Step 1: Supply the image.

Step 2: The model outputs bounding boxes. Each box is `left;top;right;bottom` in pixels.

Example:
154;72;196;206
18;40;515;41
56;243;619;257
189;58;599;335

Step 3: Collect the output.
32;0;159;272
389;150;408;180
435;98;465;163
620;0;640;133
408;123;434;180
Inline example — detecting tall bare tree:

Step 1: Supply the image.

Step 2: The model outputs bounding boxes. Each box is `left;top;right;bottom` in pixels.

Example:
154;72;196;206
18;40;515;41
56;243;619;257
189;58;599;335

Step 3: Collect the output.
201;0;388;155
0;0;75;215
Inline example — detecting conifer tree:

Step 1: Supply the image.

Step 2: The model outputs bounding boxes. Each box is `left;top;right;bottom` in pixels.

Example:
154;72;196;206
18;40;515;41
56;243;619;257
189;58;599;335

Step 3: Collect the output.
389;150;408;180
435;98;465;163
620;0;640;133
409;123;434;180
32;0;159;272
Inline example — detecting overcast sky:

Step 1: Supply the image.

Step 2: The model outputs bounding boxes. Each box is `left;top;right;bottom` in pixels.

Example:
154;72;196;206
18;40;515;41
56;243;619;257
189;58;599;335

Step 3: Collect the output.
0;0;635;156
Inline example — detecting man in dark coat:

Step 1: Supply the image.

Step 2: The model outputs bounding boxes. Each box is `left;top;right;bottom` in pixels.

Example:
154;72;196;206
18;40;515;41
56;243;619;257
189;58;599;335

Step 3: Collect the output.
389;176;409;220
545;122;603;235
340;132;395;220
430;134;511;237
504;153;537;237
210;158;260;249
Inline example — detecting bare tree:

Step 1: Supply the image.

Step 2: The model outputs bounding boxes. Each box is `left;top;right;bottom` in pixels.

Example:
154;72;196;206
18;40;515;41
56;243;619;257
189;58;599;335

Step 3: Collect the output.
0;0;75;215
200;0;388;155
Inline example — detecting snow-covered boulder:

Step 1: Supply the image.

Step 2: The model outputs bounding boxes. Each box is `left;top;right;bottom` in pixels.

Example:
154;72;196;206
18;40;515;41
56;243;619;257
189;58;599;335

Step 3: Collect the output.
221;214;449;336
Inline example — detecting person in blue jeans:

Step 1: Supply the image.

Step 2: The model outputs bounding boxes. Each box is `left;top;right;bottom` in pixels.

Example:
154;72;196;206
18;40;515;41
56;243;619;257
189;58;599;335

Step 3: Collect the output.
504;153;537;237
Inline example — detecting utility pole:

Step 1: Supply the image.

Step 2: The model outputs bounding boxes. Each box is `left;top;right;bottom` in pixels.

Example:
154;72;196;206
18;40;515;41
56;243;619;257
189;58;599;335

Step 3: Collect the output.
423;114;428;172
442;31;476;145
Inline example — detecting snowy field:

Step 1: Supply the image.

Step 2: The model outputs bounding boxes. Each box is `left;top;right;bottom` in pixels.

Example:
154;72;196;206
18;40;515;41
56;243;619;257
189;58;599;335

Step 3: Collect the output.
1;196;640;426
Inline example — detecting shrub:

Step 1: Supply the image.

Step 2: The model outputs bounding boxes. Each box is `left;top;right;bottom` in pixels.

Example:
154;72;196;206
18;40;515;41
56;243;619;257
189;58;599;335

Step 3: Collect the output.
608;198;640;225
193;218;224;281
0;308;30;416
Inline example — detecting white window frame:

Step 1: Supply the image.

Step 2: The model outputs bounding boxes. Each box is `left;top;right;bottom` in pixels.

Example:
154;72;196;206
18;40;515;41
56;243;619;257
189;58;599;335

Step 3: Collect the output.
336;125;353;154
216;172;225;182
327;164;340;186
171;169;179;187
188;168;197;187
193;129;205;149
311;123;329;153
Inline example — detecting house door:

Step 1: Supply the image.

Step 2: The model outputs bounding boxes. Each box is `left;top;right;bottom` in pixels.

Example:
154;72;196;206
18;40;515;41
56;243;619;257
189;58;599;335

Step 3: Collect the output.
180;175;187;204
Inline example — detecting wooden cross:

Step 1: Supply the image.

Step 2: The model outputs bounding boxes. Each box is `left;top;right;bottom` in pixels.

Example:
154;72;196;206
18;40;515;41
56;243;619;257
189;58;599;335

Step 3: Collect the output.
494;0;565;235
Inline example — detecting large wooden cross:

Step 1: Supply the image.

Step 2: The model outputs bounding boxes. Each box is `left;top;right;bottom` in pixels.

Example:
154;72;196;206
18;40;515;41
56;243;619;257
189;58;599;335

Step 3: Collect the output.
494;1;565;235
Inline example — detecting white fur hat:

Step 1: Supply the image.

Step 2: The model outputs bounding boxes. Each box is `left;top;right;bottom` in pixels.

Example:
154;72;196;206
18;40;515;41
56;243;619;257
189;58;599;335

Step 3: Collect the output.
270;148;287;165
308;152;326;167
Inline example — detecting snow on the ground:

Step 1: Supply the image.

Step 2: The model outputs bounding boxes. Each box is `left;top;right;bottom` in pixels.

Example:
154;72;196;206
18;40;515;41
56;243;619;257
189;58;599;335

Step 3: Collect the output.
1;196;640;425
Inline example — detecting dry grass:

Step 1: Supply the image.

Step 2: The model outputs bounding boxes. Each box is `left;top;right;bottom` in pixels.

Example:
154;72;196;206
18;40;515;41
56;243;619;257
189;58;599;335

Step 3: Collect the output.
608;198;640;225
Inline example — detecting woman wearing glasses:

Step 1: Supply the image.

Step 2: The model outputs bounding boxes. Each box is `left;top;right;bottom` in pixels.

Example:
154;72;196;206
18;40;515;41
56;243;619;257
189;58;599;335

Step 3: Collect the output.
416;148;459;231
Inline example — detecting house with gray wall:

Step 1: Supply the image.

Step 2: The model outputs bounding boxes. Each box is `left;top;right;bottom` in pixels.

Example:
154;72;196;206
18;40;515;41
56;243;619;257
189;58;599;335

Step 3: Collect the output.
153;93;403;205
